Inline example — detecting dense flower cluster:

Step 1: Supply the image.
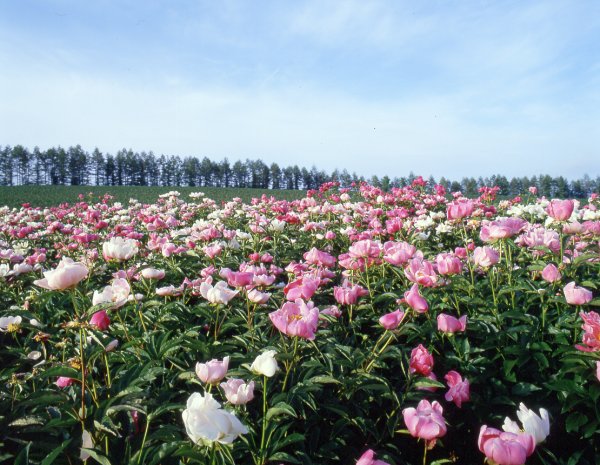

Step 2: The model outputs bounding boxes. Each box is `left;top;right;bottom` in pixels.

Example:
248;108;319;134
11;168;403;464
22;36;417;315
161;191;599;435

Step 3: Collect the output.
0;182;598;464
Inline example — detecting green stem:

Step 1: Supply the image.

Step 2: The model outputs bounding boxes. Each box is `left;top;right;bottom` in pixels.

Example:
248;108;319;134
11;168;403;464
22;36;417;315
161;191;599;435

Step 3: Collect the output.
281;337;299;392
259;376;268;464
137;415;150;465
79;328;86;421
103;352;112;389
422;440;428;465
365;331;396;372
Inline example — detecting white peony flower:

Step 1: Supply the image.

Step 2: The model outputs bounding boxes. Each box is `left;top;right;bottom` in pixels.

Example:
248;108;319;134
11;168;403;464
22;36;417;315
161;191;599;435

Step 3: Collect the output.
250;350;278;377
502;403;550;444
182;392;247;445
102;237;138;261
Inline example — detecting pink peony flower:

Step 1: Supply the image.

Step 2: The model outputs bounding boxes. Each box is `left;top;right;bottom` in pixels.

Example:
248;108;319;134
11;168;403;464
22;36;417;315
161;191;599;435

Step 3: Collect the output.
404;284;429;313
348;239;382;261
478;426;535;465
269;299;319;340
303;247;336;267
378;309;405;330
202;244;223;259
403;400;447;443
410;344;434;376
563;282;593;305
473;246;500;268
284;276;320;301
541;264;561;283
221;269;254;288
220;378;255;405
546;199;574;221
480;218;528;242
444;371;470;408
56;376;75;388
356;449;390;465
382;241;417;266
195;357;230;384
404;258;438;287
446;199;474;220
333;280;368;305
33;257;89;291
435;253;463;276
89;310;110;331
437;314;467;333
575;311;600;352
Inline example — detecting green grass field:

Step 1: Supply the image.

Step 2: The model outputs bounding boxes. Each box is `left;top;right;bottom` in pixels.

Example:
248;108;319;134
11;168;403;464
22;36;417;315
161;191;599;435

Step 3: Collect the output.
0;185;306;208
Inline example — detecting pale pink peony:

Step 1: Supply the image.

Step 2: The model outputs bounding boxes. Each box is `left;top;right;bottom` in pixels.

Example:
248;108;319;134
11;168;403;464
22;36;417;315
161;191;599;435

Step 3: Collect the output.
92;278;131;309
195;357;229;384
247;288;271;304
102;236;138;261
541;264;561;283
141;268;166;280
220;378;255;405
473;246;499;268
200;278;239;305
563;282;593;305
34;257;89;290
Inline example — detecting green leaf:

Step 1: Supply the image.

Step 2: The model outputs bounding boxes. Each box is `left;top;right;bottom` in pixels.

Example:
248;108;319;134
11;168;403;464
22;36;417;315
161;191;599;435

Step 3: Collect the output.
41;439;72;465
266;402;297;420
81;449;112;465
14;443;30;465
565;412;588;433
268;452;302;464
309;375;341;385
511;382;541;396
413;377;445;389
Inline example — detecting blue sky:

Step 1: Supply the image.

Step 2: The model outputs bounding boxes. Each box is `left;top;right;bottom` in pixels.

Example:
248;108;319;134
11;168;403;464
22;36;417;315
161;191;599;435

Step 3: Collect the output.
0;0;598;180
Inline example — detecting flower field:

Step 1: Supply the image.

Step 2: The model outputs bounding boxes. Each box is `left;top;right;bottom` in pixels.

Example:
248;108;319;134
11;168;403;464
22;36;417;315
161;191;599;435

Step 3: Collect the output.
0;181;599;465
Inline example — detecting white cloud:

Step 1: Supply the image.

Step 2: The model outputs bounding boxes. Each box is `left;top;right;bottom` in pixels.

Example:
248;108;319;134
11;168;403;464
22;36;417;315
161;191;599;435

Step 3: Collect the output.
0;0;598;181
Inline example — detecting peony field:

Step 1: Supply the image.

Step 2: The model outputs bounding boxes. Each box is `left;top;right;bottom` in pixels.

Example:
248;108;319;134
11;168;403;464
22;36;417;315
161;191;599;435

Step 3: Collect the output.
1;180;599;465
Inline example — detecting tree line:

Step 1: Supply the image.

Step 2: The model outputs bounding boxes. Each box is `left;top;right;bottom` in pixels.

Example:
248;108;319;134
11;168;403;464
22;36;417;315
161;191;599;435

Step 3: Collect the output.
1;145;598;198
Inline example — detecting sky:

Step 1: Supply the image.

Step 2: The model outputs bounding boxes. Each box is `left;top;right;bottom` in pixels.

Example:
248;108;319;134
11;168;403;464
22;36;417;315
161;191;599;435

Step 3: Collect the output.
0;0;598;180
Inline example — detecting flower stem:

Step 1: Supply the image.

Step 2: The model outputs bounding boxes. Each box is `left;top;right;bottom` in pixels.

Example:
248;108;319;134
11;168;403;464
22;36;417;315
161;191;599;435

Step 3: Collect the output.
79;328;86;421
281;337;299;392
259;376;268;464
